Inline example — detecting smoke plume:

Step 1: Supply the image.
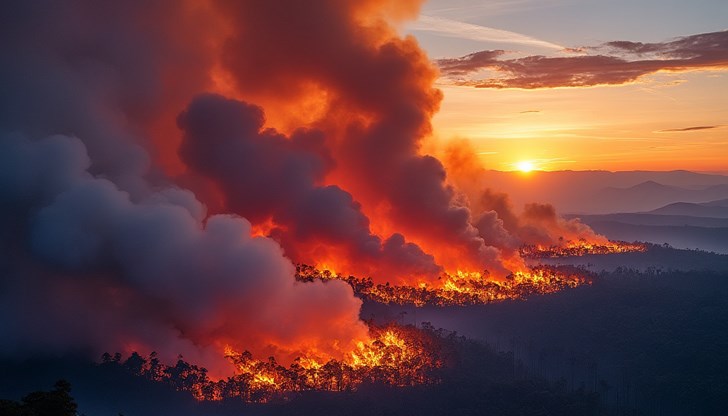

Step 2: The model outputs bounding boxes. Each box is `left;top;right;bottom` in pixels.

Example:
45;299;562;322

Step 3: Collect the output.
441;140;607;255
0;0;608;374
177;93;441;281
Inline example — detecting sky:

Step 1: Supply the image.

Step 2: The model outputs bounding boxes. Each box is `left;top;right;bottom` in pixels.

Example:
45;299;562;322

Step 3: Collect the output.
405;0;728;172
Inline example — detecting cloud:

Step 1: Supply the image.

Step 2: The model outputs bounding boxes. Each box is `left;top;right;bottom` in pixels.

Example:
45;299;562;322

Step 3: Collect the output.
437;30;728;88
410;15;564;51
658;125;725;132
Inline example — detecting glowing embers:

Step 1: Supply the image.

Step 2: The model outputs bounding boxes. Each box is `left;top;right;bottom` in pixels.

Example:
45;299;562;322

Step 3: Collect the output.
296;264;592;307
221;325;440;402
105;325;443;402
520;239;648;258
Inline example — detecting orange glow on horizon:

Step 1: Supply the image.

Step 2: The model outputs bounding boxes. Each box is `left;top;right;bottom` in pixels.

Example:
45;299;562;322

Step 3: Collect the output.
515;160;535;172
432;73;728;173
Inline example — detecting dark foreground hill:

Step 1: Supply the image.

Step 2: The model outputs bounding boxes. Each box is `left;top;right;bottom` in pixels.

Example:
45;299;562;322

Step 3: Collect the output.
0;337;597;416
365;248;728;416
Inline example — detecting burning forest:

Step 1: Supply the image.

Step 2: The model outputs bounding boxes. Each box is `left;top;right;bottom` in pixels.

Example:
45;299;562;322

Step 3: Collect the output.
96;323;445;403
520;240;648;258
0;0;662;412
296;264;593;307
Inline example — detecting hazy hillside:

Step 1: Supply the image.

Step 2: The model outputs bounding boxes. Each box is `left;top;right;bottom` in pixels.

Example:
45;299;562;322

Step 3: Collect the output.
648;200;728;218
566;213;728;227
479;170;728;214
703;198;728;207
583;221;728;253
565;198;728;253
534;244;728;272
591;182;728;213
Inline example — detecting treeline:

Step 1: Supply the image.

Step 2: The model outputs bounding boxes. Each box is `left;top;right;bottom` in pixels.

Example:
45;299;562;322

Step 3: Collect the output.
296;263;593;306
0;324;600;415
0;380;77;416
433;267;728;416
95;323;599;415
97;324;445;403
519;240;647;258
99;351;215;400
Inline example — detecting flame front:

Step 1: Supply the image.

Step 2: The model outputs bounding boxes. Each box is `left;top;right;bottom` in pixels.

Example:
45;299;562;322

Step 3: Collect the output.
208;325;439;402
297;263;592;307
520;240;647;258
294;240;646;307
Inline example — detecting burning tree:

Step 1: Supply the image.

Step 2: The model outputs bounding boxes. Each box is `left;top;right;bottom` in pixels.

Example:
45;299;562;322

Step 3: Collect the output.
520;239;647;258
104;324;445;403
296;264;594;307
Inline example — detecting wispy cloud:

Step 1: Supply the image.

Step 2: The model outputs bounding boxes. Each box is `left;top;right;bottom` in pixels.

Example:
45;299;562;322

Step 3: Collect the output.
657;125;726;133
436;30;728;88
423;0;559;20
410;15;564;51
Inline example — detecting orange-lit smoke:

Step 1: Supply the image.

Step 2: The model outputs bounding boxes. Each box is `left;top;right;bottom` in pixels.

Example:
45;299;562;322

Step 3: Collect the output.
167;0;516;281
441;140;613;258
173;0;612;283
0;0;623;380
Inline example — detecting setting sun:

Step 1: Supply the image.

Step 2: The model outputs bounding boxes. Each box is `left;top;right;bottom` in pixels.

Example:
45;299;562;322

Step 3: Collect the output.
516;161;534;172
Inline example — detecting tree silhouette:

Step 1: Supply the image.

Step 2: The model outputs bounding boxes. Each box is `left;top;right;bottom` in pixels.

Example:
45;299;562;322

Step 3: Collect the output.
123;352;147;376
0;380;78;416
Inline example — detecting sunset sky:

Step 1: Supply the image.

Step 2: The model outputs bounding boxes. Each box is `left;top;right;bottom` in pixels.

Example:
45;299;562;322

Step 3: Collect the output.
405;0;728;173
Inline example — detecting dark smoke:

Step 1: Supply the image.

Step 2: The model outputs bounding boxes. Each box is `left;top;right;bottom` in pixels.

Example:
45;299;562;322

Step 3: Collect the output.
0;0;609;374
0;0;369;374
0;132;367;374
177;93;441;280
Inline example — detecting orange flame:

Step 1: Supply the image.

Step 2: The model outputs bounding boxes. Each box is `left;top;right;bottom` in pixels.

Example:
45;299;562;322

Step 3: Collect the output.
211;325;439;402
520;240;647;258
297;263;593;307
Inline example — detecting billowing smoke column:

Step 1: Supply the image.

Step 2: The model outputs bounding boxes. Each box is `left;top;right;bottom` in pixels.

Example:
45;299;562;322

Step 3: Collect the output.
0;0;367;374
0;132;368;374
209;0;505;274
177;94;441;281
0;0;605;373
442;141;609;256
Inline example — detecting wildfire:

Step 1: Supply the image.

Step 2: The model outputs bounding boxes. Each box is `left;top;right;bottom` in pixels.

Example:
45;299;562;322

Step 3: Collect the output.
296;264;592;307
113;324;442;402
520;239;647;258
200;239;639;401
104;242;638;403
350;330;410;369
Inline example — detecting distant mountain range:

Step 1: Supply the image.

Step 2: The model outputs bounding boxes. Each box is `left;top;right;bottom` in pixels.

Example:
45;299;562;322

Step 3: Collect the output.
480;170;728;214
597;182;728;213
566;198;728;253
565;213;728;227
647;199;728;218
479;170;728;252
578;221;728;254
